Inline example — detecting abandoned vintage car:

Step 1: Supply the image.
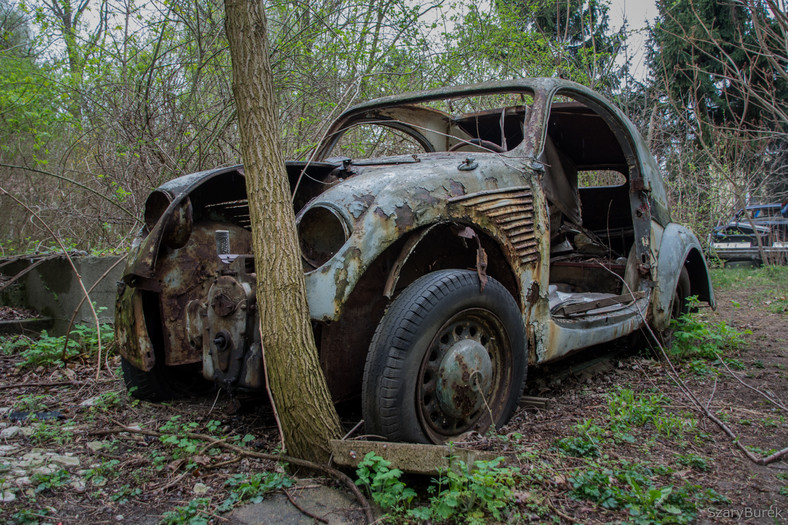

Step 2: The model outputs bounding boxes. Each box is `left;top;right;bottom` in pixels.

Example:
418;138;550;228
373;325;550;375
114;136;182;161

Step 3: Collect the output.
708;203;788;265
116;78;715;444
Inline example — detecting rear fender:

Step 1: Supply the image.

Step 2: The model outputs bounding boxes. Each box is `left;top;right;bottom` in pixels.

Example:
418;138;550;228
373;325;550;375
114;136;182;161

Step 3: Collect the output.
652;223;716;330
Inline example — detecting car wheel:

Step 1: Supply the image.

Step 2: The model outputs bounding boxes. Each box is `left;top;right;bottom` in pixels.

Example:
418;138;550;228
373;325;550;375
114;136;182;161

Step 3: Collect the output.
362;269;527;443
121;357;210;401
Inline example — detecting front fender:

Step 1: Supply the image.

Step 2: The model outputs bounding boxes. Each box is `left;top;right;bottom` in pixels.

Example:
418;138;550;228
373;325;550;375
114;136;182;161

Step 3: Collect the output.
305;183;542;321
651;223;716;330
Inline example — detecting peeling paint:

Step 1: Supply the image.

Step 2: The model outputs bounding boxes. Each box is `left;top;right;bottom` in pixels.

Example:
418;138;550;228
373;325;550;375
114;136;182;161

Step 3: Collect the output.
117;78;714;419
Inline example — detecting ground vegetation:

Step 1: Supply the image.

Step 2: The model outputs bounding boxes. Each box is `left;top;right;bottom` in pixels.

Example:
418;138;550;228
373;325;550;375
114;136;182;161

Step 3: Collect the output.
0;266;786;522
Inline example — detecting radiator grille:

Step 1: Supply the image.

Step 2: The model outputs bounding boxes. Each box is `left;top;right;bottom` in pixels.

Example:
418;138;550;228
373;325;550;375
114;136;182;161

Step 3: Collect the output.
450;187;538;265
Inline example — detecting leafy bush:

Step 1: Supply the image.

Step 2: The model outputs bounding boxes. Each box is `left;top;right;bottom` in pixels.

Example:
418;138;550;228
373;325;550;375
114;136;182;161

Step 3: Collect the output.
160;497;211;525
607;388;696;438
554;420;602;457
84;459;121;486
569;462;729;524
29;421;75;445
354;452;516;523
158;416;203;462
0;323;114;368
32;469;71;494
355;451;416;511
419;457;516;523
675;453;711;471
669;299;749;362
217;472;293;512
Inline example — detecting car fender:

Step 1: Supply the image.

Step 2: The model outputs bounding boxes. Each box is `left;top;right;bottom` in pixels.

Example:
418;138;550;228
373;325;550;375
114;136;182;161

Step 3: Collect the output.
651;223;716;330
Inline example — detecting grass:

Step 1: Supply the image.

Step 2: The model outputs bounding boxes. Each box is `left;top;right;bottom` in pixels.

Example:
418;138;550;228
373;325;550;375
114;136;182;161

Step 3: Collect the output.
3;262;785;523
710;265;788;313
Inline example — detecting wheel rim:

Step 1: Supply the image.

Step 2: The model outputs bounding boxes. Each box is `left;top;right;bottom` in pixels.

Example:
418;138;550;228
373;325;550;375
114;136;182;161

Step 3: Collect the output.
416;308;512;442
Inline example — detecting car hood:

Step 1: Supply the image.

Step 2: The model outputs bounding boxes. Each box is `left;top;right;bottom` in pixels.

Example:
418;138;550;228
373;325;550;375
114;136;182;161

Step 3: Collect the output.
298;152;532;229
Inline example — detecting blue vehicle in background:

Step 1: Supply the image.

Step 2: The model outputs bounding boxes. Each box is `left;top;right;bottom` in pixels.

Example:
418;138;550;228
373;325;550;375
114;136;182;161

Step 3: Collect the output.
709;203;788;265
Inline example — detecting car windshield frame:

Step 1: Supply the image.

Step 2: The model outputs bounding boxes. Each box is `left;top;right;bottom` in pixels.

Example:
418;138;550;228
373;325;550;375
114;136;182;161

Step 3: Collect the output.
313;80;555;160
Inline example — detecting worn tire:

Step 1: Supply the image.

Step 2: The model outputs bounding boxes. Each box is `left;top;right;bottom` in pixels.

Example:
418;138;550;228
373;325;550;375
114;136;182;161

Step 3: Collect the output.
670;266;691;319
362;270;527;443
653;265;691;348
121;357;209;402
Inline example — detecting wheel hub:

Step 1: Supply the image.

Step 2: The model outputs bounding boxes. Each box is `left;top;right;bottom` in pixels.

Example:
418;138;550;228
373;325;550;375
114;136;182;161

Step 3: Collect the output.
436;339;492;419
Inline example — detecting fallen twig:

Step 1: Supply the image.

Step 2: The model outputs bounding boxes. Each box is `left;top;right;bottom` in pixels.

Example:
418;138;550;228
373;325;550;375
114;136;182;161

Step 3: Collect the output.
203;456;242;470
647;314;788;465
96;424;374;524
595;259;788;466
546;497;586;524
0;379;120;390
716;354;788;412
284;489;329;523
706;376;718;411
149;471;188;492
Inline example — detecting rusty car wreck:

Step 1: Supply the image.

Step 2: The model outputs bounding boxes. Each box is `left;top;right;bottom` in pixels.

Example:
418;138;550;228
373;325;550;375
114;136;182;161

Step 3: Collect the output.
116;78;715;444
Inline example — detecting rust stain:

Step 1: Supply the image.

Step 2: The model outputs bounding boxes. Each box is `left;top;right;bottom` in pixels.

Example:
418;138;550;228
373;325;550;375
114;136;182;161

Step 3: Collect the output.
394;203;415;230
448;180;466;197
156;221;252;366
115;286;156;371
526;281;540;304
413;187;440;205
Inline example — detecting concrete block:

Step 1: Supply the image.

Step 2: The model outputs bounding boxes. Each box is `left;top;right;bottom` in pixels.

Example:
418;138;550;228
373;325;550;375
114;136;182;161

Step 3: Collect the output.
329;439;500;475
0;255;124;335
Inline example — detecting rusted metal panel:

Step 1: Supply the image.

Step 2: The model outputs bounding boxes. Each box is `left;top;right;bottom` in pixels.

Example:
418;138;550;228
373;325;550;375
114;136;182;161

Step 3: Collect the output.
126;166;245;281
156;221;252;366
114;285;155;371
555;290;647;316
449;188;538;266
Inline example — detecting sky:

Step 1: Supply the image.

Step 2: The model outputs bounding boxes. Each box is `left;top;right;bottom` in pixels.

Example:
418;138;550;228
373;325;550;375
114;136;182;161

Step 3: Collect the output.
607;0;660;80
431;0;662;81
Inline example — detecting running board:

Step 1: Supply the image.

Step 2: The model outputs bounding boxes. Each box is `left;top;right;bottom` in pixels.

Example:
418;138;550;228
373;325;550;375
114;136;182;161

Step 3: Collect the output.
554;290;646;316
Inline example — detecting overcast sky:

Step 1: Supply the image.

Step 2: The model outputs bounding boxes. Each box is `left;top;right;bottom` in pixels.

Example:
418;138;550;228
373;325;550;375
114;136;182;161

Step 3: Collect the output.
607;0;660;80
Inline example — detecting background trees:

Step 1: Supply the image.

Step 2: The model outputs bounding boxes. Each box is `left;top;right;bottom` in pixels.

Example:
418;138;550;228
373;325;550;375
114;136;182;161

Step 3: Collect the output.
648;0;788;238
0;0;786;254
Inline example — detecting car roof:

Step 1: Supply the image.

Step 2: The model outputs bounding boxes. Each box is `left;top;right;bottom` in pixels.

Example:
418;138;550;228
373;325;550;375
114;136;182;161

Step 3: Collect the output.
746;203;781;209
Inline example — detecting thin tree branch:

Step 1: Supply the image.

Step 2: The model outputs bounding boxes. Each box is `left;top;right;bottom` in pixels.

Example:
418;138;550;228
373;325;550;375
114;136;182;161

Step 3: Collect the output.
0;163;140;223
95;424;374;524
0;187;104;380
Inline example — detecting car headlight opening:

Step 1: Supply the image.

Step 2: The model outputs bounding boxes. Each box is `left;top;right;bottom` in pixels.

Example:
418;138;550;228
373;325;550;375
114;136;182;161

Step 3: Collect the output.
298;205;350;269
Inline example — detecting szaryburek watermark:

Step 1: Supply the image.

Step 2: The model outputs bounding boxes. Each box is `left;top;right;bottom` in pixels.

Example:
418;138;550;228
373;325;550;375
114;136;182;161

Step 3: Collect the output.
705;505;783;520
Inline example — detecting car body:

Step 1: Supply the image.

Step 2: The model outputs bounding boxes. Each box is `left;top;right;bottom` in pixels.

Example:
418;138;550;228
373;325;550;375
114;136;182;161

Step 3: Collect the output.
115;78;715;444
708;204;788;265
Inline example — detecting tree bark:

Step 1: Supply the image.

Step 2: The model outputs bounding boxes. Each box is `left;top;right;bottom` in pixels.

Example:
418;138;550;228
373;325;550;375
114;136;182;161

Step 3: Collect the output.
223;0;342;463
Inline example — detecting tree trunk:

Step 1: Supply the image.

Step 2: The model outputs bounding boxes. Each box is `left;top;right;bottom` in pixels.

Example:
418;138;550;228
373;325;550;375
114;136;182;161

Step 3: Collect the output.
223;0;342;463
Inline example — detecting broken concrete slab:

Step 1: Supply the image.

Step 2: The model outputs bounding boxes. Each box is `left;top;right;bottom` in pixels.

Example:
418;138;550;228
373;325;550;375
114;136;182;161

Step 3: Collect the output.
230;484;367;525
0;255;123;335
329;439;500;475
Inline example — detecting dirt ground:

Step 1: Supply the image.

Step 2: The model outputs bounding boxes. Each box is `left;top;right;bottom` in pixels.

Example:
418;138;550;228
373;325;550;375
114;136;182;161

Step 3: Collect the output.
0;267;786;524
